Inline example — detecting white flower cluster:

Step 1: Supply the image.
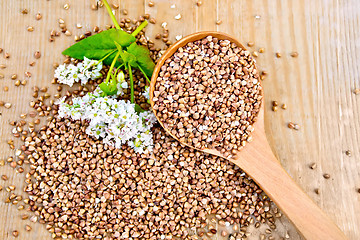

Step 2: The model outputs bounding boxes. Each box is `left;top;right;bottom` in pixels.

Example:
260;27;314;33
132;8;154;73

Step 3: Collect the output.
54;57;103;87
57;87;157;154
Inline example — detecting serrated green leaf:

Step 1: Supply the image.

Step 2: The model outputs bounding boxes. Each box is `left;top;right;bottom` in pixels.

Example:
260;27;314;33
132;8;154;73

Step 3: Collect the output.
62;29;136;65
126;43;155;77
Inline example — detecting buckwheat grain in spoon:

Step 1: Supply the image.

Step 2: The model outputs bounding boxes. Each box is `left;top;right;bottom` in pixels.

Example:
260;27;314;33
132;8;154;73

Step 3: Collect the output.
150;31;347;240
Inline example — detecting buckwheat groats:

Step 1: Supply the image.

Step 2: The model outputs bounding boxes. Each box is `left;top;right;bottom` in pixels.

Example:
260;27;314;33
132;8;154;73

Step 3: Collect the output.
153;36;262;157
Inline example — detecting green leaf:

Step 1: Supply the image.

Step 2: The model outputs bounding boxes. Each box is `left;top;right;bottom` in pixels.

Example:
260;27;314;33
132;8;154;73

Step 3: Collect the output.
110;73;118;88
104;52;120;66
120;51;137;67
62;29;136;65
120;51;138;67
135;104;145;113
99;82;110;94
114;41;138;68
99;82;118;96
126;43;155;77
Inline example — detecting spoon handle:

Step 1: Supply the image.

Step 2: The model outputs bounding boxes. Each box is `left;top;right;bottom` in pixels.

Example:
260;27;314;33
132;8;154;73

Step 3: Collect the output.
232;140;347;240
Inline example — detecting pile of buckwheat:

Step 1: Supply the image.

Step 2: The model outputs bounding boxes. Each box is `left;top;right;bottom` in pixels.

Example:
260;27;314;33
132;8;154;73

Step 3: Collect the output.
23;116;273;239
153;36;262;158
1;12;289;240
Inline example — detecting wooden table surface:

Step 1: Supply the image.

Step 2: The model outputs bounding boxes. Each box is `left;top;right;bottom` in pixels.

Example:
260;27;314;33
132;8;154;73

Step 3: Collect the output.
0;0;359;239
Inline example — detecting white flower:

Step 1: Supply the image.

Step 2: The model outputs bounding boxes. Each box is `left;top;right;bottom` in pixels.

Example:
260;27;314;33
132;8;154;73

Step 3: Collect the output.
79;57;103;84
57;86;157;153
54;64;76;87
121;82;128;89
115;71;128;96
143;86;150;101
54;58;103;87
175;35;183;41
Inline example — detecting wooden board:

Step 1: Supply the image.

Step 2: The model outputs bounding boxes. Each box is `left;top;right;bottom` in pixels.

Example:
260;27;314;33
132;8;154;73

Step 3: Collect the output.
0;0;359;239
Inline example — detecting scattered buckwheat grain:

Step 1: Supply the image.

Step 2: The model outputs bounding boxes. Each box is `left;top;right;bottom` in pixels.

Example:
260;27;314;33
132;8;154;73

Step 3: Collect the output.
247;42;254;47
25;225;32;232
323;173;330;179
35;13;42;20
12;230;19;237
310;163;317;170
290;51;299;57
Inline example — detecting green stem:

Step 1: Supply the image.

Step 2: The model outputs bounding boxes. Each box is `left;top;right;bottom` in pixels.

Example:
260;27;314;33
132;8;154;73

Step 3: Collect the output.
99;49;117;62
128;63;135;103
114;63;125;76
138;65;151;84
131;20;148;37
105;52;121;84
102;0;121;30
114;42;126;59
115;63;124;72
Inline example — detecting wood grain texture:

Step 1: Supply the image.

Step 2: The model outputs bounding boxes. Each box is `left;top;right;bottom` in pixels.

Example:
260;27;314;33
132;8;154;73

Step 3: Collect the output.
0;0;359;239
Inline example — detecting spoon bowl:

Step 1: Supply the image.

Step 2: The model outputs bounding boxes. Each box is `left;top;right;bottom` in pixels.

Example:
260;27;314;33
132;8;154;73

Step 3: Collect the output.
150;31;347;240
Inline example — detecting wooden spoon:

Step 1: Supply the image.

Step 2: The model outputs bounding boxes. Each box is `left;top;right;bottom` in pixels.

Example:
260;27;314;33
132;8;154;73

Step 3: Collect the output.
150;31;347;240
